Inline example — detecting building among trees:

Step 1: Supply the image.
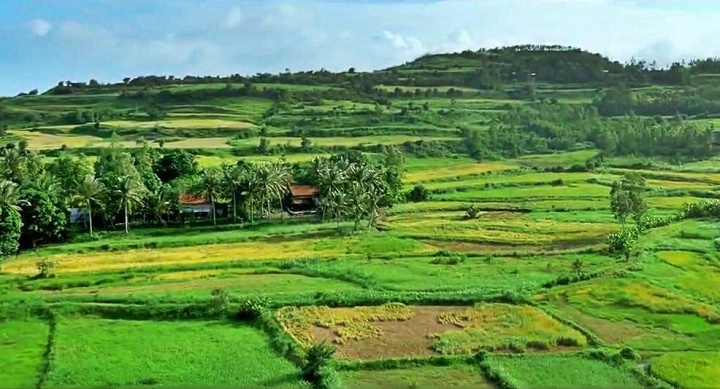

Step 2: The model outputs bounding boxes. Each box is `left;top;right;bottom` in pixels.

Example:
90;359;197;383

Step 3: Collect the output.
284;185;319;215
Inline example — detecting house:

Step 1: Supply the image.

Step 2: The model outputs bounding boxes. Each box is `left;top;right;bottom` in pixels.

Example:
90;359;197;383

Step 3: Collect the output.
284;185;319;215
179;194;226;219
67;207;88;224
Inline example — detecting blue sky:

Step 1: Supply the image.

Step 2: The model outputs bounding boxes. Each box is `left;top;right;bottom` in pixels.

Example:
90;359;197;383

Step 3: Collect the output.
2;0;720;96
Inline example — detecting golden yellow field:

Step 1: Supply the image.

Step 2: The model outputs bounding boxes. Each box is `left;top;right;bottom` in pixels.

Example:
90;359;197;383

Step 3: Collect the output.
405;162;517;183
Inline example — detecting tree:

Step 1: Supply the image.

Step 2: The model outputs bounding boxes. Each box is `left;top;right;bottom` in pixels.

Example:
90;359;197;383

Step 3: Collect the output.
47;153;93;205
406;184;430;202
0;180;23;256
196;168;223;225
154;150;197;183
20;177;69;248
301;136;312;152
116;175;146;234
610;173;646;229
222;163;244;222
73;176;105;237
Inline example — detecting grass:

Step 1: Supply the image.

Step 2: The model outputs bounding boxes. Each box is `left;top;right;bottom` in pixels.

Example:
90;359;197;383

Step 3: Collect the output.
431;303;587;353
0;319;50;387
277;303;414;346
276;303;586;354
46;318;308;387
33;272;364;301
405;161;517;183
649;352;720;388
486;354;643;387
340;364;493;389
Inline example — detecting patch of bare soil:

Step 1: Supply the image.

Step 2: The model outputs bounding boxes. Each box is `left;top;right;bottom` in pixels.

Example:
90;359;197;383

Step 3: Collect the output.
311;306;462;359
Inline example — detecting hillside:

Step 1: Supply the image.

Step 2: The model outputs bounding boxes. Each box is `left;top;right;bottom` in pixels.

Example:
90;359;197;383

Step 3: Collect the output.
1;45;720;388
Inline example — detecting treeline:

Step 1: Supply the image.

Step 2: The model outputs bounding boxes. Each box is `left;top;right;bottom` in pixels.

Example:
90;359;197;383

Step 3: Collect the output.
463;102;715;159
43;45;720;98
594;84;720;116
0;140;404;257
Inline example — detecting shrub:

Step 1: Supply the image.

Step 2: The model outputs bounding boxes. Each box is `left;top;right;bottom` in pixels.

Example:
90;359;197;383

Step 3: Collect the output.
35;258;56;279
619;347;640;360
317;366;342;389
606;228;639;261
237;296;271;321
209;288;229;315
406;184;430;202
464;204;480;220
302;343;336;385
715;238;720;251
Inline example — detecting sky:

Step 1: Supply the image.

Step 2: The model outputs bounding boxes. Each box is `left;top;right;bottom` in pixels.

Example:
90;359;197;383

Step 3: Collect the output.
2;0;720;96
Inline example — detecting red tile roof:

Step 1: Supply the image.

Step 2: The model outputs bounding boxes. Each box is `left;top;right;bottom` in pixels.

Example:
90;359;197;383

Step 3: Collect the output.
288;185;318;197
179;194;208;205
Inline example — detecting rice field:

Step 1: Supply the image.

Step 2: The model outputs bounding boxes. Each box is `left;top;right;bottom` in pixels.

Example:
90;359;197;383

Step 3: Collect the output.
485;354;643;388
46;318;307;387
649;352;720;388
0;319;50;387
340;364;493;389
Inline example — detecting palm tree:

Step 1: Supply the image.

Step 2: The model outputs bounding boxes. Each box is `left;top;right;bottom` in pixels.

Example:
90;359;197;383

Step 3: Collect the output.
0;180;23;214
197;168;223;225
147;187;171;226
222;163;244;222
116;175;146;234
271;160;292;219
239;164;261;223
314;160;347;224
73;176;105;237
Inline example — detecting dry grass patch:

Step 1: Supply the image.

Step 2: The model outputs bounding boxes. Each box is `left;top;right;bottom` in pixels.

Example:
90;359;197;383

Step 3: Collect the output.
405;162;517;183
276;304;585;359
2;239;339;275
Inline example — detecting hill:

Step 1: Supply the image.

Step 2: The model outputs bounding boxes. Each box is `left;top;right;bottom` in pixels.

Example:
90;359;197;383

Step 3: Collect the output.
1;44;720;388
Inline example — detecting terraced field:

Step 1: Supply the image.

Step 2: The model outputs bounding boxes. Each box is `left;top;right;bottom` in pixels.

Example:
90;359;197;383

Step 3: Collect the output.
3;51;720;388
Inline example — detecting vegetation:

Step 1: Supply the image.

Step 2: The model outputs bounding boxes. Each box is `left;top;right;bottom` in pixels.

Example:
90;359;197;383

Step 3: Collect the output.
3;44;720;387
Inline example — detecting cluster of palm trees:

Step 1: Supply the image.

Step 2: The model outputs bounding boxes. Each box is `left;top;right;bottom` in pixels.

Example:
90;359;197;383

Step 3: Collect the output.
202;160;293;225
310;155;390;230
1;141;400;257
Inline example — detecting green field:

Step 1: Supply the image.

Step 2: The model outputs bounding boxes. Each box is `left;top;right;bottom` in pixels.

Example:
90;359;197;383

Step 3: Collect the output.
46;318;307;387
2;43;720;388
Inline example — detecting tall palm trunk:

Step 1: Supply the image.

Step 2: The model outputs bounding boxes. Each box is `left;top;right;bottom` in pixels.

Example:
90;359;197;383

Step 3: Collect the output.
232;189;237;222
210;195;216;225
124;202;129;234
88;203;94;237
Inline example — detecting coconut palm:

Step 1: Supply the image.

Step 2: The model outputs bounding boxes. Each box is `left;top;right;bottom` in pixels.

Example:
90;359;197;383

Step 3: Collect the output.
147;187;171;226
0;180;23;214
73;176;105;237
239;164;261;223
197;168;223;225
222;163;244;222
116;175;146;234
270;160;292;218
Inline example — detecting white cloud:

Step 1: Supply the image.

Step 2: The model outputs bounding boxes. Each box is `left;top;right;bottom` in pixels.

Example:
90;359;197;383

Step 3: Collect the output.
223;7;242;30
381;30;425;55
28;18;52;37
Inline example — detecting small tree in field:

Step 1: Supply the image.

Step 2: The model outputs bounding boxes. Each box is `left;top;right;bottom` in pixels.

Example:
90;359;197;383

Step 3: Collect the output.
610;173;646;229
464;204;480;220
36;258;56;278
302;342;336;385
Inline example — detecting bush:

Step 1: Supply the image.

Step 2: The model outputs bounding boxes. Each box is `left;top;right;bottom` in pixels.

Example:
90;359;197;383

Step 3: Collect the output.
464;204;480;220
406;184;430;202
715;238;720;251
619;347;640;360
302;343;336;385
35;258;56;279
317;366;342;389
606;228;639;261
237;296;270;321
209;288;229;315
